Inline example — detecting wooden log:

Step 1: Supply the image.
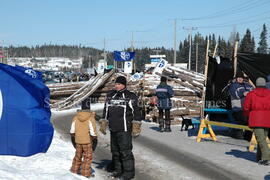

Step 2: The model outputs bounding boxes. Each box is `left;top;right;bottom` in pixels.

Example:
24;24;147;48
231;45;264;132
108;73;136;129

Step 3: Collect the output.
163;69;204;89
156;72;202;95
166;66;204;80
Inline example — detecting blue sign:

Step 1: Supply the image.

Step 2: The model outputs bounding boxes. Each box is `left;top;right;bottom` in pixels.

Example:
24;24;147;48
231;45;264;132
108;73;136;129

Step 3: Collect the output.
158;60;166;68
150;58;160;63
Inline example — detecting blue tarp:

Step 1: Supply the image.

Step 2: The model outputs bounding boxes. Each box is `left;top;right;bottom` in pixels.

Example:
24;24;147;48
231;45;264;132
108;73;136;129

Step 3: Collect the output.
0;63;54;157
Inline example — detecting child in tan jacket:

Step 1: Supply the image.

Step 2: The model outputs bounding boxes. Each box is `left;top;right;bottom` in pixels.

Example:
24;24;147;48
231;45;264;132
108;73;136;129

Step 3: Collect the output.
70;109;97;178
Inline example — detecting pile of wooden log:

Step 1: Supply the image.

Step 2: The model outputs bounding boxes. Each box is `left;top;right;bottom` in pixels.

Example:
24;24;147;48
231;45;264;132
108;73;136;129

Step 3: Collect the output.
140;66;204;123
48;82;85;99
52;69;115;110
49;65;204;124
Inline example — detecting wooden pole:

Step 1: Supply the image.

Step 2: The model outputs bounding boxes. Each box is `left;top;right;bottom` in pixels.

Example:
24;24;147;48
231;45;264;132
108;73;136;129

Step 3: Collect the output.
212;43;218;58
233;41;238;76
200;40;210;118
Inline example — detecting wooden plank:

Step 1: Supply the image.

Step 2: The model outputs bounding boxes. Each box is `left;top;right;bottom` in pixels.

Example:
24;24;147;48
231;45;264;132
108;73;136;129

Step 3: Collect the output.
205;120;252;131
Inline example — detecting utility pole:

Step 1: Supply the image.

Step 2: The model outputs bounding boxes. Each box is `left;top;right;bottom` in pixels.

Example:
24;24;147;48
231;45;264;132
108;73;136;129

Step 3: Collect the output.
173;19;177;65
103;38;107;61
183;27;198;70
196;42;198;72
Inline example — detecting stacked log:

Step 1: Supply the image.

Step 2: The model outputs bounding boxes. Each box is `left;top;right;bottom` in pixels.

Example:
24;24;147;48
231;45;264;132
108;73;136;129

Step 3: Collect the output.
48;81;86;98
142;66;204;123
49;65;204;124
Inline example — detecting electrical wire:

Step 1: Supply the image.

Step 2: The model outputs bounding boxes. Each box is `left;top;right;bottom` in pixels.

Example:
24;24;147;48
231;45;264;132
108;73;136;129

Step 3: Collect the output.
182;0;270;21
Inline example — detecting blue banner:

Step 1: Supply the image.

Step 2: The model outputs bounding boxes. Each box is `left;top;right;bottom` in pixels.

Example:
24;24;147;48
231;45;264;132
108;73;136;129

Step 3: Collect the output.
0;63;53;157
114;51;135;61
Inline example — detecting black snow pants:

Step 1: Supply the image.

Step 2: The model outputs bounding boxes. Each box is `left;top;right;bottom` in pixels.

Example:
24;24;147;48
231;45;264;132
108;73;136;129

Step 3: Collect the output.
158;109;170;128
110;131;135;179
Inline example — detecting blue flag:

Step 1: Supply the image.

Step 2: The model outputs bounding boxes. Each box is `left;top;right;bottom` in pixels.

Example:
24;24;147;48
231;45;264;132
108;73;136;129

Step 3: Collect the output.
15;65;43;81
114;51;135;61
0;63;53;157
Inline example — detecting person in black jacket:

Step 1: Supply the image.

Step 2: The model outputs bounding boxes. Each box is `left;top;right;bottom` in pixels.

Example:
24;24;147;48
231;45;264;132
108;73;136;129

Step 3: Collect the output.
156;76;174;132
99;76;142;180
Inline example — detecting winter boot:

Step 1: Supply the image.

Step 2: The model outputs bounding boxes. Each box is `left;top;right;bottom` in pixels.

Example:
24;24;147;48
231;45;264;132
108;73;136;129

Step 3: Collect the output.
164;121;171;132
158;118;165;132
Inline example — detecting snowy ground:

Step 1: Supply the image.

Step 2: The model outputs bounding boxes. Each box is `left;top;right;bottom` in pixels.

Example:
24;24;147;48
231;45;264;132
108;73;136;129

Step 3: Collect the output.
1;103;270;180
0;130;102;180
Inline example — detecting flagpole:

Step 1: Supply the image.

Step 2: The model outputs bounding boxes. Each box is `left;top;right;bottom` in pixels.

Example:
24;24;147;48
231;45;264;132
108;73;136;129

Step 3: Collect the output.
131;31;135;73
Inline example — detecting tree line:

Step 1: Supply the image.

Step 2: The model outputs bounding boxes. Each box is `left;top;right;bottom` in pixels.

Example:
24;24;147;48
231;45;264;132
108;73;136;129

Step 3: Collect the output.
5;24;268;73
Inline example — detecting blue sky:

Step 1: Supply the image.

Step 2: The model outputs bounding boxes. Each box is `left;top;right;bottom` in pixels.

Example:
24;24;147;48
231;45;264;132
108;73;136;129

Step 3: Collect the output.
1;0;270;51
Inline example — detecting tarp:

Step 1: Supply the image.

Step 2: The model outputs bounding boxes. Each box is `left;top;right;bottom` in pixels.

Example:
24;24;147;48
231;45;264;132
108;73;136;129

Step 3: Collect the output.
206;56;233;108
206;52;270;108
0;63;54;157
237;52;270;84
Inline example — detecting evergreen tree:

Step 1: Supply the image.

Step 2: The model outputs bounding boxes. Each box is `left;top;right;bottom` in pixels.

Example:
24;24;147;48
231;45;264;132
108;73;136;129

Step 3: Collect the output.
257;24;268;54
179;39;189;63
193;33;205;73
218;36;227;57
239;29;255;52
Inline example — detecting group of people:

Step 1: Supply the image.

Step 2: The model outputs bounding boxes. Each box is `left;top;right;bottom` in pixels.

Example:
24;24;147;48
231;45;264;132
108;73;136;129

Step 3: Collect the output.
67;75;173;179
68;76;142;179
67;72;270;180
229;72;270;165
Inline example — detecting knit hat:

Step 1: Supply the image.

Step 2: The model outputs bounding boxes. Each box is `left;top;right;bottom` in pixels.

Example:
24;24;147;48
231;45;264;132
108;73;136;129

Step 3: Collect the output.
161;76;167;82
115;76;127;86
256;77;266;87
235;71;244;78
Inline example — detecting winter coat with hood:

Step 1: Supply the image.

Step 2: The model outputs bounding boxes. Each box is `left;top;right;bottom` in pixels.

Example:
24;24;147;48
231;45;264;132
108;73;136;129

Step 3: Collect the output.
229;79;253;112
266;75;270;90
103;89;142;132
70;111;97;144
243;87;270;128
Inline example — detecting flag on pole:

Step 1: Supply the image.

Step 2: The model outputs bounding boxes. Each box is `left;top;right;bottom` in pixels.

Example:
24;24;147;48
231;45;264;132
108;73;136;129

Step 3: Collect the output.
0;63;53;157
114;51;135;61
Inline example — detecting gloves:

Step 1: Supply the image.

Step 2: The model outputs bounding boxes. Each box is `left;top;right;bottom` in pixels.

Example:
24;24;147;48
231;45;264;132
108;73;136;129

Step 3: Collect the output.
70;133;76;148
92;136;98;151
132;121;142;137
99;119;109;135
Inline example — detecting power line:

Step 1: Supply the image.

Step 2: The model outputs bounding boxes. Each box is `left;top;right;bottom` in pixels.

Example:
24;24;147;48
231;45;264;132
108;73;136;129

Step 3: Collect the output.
182;0;270;21
197;15;270;29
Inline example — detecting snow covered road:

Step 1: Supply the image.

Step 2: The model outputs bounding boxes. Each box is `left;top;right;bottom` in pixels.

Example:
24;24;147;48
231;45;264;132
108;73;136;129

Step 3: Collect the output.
51;106;270;180
1;105;270;180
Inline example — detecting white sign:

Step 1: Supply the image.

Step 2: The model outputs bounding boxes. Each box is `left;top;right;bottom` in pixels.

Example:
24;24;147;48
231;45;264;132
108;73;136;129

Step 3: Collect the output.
131;73;143;81
150;55;166;58
124;61;133;74
97;60;107;74
152;59;168;75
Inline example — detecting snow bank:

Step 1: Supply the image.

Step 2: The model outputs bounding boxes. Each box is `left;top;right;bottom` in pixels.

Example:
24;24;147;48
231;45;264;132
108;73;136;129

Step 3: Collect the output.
0;131;103;180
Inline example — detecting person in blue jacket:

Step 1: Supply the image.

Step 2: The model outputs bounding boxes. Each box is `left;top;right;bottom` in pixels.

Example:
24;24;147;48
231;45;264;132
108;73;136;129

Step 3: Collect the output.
156;76;174;132
228;71;253;139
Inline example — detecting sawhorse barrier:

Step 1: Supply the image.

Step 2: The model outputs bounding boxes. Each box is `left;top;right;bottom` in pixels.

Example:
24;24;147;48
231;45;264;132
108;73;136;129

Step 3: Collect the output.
196;117;270;152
